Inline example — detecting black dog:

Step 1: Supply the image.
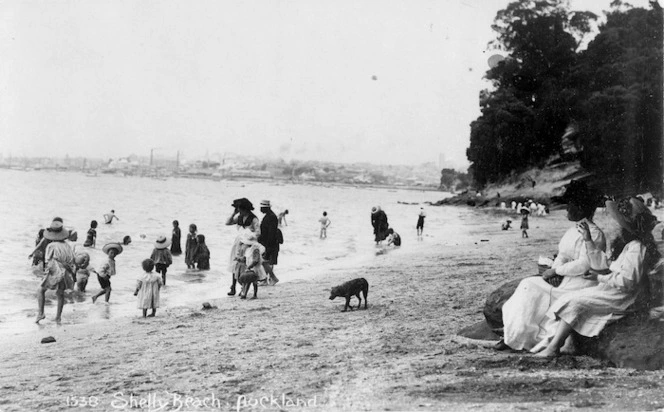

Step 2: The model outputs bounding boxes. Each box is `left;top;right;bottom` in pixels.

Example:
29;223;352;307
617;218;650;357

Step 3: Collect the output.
329;278;368;312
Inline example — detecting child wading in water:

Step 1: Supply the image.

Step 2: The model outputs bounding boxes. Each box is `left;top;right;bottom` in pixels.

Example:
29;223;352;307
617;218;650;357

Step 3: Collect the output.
185;224;198;269
150;236;173;285
520;207;530;238
91;243;123;303
74;252;91;292
193;234;210;270
319;211;331;239
83;220;97;247
134;259;162;317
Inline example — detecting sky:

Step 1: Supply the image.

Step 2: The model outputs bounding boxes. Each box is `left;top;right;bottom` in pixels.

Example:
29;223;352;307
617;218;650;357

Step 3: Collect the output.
0;0;652;169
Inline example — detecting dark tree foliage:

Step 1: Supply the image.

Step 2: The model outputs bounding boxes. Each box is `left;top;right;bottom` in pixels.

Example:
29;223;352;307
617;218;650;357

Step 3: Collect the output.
573;4;663;194
467;0;662;195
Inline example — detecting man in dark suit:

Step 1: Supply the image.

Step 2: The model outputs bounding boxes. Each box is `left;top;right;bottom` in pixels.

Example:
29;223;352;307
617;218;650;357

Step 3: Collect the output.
258;200;280;285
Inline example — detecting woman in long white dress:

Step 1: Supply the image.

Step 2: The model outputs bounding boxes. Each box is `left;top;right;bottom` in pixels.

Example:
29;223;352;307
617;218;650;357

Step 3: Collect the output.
499;181;606;351
535;197;660;357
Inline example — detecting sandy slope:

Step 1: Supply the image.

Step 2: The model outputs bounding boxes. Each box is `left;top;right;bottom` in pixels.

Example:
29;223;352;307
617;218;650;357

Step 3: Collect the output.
1;208;664;412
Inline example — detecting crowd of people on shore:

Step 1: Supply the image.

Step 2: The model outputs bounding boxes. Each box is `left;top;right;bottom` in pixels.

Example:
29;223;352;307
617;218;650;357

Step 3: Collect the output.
492;180;662;358
29;199;426;323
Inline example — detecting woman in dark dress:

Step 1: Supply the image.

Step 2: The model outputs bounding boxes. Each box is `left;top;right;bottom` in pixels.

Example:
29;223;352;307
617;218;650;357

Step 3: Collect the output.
371;206;389;244
171;220;182;256
184;223;198;269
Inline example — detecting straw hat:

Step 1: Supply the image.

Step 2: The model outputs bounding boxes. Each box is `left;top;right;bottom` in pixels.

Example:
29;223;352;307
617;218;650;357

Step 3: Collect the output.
43;218;70;241
102;242;123;256
260;200;271;208
519;207;530;215
606;197;658;235
154;235;170;249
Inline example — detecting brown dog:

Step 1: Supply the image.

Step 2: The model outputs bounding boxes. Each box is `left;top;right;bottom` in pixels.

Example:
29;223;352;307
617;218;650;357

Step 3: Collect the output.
329;278;368;312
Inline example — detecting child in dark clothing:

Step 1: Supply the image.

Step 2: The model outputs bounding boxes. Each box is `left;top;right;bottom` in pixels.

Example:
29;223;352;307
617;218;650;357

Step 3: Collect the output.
520;208;530;238
185;224;198;269
194;234;210;270
83;220;97;247
150;236;173;285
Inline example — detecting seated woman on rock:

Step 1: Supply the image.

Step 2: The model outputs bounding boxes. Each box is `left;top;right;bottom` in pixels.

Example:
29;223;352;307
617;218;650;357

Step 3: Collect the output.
533;197;660;357
498;181;607;351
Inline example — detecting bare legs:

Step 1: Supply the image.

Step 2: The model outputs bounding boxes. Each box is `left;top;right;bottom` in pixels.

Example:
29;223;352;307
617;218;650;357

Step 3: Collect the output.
92;287;111;304
534;320;573;357
36;286;64;323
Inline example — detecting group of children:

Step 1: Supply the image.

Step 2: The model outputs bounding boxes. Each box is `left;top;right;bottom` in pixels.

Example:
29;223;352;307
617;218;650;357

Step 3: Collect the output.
31;215;216;320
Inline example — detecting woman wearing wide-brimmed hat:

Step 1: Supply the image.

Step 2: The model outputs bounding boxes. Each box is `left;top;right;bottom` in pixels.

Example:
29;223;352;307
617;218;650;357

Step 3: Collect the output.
36;218;76;324
498;181;607;351
534;196;660;357
91;242;123;304
225;198;261;296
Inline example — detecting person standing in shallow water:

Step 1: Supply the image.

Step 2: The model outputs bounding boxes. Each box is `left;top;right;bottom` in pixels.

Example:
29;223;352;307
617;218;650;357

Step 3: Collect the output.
184;224;198;269
104;210;119;224
91;243;123;304
151;236;173;285
170;220;182;256
83;220;97;247
416;207;426;238
371;206;389;244
36;218;76;323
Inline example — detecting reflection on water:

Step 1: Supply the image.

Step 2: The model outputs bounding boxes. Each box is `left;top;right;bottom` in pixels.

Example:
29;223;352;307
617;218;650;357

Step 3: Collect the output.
0;169;467;336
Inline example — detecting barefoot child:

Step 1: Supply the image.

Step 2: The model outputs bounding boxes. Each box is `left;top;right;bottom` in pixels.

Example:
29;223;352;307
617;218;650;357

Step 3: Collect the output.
134;258;162;317
150;236;173;285
83;220;97;247
319;211;331;239
91;243;123;304
74;252;91;292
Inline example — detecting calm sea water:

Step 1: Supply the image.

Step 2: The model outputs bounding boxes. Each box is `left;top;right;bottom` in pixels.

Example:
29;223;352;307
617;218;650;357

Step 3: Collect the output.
0;169;498;336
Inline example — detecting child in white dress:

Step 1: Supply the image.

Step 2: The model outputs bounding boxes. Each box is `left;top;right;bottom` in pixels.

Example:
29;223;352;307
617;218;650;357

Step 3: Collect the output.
134;259;163;317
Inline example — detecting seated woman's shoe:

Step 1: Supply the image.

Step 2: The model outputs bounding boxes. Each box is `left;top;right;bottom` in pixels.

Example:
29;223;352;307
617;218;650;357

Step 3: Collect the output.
493;339;510;351
227;288;236;296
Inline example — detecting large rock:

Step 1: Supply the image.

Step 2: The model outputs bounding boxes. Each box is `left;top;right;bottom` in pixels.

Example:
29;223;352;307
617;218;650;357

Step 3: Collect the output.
482;278;524;334
470;276;664;370
578;314;664;370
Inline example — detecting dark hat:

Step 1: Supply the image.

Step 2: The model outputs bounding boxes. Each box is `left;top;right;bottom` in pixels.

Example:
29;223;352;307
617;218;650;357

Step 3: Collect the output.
561;180;601;210
232;198;254;211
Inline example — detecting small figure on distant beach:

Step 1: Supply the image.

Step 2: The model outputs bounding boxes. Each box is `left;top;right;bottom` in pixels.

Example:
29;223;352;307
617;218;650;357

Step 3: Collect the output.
151;236;173;285
501;219;512;231
319;211;331;239
104;210;119;224
371;206;389;244
520;208;530;238
35;218;76;323
185;223;198;269
170;220;182;256
74;252;91;292
91;243;123;304
278;209;289;227
416;207;426;238
194;234;210;270
83;220;97;247
134;258;162;318
386;228;401;246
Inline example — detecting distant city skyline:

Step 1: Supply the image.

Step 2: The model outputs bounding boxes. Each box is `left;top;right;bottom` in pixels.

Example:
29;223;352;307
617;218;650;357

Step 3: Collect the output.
0;0;649;170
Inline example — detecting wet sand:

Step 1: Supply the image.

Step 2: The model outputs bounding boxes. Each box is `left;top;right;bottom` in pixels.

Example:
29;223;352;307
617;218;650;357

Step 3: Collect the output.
1;208;664;411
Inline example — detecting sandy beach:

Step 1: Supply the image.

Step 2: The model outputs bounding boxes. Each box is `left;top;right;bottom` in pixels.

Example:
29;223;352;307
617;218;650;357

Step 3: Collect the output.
1;208;664;412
